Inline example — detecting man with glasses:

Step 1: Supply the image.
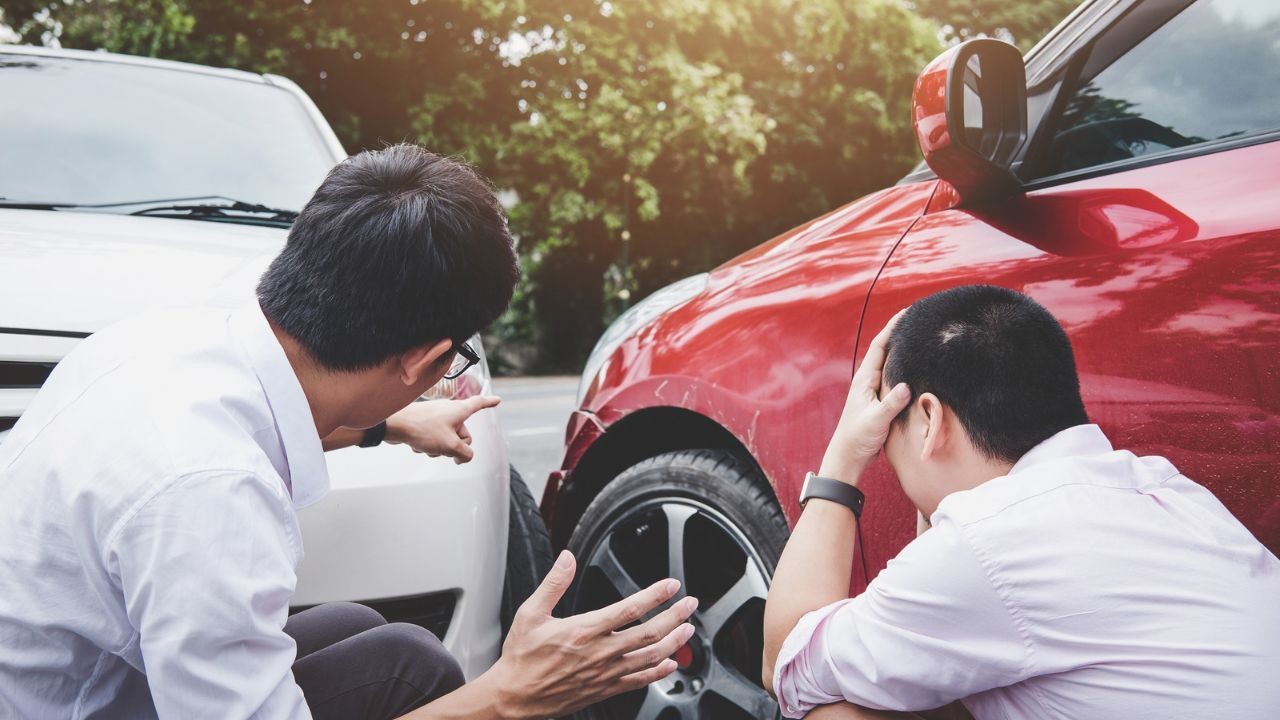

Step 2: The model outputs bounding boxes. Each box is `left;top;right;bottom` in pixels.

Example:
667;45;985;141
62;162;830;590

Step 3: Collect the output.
0;145;698;720
317;340;490;462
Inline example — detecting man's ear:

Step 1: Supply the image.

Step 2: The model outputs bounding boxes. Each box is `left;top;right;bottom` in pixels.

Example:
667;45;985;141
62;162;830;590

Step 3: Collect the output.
397;338;455;387
918;392;947;462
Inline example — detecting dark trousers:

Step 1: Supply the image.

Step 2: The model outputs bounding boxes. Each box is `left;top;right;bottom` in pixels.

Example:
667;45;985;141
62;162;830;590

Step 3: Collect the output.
284;602;465;720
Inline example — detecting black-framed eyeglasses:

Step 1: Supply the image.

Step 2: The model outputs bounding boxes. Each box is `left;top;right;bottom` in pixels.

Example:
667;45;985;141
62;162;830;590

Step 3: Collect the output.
443;341;479;380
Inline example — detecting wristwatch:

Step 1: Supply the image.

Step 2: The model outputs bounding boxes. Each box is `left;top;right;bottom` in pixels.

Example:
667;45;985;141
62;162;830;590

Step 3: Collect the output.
799;472;865;518
359;421;388;448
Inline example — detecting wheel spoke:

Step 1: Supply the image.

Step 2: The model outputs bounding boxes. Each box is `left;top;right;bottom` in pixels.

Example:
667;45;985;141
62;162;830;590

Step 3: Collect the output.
699;560;766;639
579;495;780;719
710;658;778;718
663;504;696;584
634;686;667;720
588;541;642;599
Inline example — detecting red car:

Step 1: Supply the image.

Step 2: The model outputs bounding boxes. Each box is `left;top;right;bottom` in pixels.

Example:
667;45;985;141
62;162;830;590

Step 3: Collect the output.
544;1;1280;718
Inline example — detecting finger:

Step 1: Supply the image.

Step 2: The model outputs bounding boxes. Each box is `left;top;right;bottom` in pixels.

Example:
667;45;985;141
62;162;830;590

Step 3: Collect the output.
873;382;912;425
582;578;680;634
448;438;475;463
854;309;907;389
859;309;907;373
611;595;698;654
617;622;696;676
877;308;908;343
520;550;575;617
615;659;678;694
458;424;473;444
460;394;502;417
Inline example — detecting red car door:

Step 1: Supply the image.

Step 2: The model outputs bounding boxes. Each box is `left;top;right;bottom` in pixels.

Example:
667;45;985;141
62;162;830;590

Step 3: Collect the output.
856;0;1280;577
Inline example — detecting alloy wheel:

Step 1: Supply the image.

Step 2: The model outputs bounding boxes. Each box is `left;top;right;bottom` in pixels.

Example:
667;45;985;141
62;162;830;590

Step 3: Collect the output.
571;497;779;720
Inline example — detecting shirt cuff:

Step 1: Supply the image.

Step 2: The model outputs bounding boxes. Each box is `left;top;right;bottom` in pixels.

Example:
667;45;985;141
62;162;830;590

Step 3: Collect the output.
773;599;855;718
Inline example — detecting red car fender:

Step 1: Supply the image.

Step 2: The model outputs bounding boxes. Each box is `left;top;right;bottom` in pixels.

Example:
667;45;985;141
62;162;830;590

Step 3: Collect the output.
541;375;764;517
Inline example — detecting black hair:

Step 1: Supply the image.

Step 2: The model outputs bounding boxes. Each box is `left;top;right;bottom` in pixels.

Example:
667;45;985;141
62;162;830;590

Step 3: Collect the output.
883;285;1089;463
257;144;518;371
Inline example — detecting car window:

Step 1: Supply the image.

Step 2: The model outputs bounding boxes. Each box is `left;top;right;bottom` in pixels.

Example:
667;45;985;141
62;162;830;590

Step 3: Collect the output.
1040;0;1280;177
0;55;336;211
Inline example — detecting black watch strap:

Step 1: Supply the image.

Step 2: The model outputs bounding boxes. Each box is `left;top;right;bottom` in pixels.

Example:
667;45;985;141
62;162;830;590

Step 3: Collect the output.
359;421;388;448
799;472;866;518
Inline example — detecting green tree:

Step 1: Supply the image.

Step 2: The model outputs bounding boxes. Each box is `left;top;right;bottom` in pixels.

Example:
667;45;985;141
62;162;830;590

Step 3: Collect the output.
911;0;1083;50
481;0;939;369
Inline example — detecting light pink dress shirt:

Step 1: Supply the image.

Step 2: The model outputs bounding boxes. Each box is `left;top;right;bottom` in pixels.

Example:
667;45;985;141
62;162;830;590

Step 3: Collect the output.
774;424;1280;719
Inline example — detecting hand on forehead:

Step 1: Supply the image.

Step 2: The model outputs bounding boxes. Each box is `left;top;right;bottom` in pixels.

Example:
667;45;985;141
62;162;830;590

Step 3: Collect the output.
869;309;907;400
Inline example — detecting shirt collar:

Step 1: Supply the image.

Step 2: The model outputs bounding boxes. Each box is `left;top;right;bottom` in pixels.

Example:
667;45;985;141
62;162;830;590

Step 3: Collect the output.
229;302;330;509
1009;423;1113;476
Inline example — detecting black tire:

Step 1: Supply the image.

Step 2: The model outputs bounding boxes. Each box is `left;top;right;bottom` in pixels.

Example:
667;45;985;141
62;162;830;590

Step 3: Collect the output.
564;449;789;720
501;466;555;640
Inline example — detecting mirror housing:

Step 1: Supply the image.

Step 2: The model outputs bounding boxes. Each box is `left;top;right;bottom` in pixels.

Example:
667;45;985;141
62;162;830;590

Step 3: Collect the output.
912;38;1028;205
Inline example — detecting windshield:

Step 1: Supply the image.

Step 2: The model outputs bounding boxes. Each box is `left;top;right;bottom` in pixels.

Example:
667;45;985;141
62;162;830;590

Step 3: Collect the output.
0;53;337;212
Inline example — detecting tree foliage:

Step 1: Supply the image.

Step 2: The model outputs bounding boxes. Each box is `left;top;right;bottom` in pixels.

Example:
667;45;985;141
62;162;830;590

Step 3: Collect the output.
1;0;1081;370
489;0;938;368
911;0;1082;49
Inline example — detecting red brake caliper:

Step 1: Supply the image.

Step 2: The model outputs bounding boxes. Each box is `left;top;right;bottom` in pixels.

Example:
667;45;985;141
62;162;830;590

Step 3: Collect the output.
673;643;694;670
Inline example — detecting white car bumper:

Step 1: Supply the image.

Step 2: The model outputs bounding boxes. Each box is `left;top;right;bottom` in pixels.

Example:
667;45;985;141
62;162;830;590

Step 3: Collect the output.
294;403;510;680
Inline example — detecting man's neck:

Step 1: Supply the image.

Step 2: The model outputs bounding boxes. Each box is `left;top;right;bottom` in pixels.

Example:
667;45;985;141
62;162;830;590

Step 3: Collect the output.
930;455;1016;515
968;456;1017;489
266;319;350;437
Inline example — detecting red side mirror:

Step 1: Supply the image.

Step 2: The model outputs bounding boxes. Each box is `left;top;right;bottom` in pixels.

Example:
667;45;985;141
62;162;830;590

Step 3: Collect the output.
912;39;1028;205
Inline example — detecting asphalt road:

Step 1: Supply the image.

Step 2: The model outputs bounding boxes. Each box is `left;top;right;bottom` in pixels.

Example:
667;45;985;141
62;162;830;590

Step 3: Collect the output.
491;376;579;500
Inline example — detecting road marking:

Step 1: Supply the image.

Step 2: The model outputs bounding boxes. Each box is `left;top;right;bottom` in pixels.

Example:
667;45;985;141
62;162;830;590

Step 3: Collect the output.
494;395;576;406
507;425;561;438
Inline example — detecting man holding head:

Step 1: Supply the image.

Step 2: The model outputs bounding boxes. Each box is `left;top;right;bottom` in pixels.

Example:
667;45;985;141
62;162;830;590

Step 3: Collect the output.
763;285;1280;718
0;144;697;719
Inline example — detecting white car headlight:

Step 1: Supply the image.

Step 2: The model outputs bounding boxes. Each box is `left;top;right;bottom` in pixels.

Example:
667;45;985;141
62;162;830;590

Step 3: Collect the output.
577;273;709;406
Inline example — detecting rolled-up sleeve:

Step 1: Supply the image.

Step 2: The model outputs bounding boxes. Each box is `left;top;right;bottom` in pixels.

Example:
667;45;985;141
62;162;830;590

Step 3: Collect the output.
108;470;311;720
773;518;1031;717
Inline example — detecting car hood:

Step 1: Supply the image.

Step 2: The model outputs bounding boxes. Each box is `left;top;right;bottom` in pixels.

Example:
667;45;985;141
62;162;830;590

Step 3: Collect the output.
0;209;284;334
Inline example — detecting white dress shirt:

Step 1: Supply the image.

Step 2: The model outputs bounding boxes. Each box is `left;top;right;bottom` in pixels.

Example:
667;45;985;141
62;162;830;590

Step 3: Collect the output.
0;303;328;719
774;424;1280;719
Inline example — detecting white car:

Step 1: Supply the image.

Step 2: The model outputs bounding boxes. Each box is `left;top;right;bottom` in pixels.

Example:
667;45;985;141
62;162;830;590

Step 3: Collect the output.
0;44;550;680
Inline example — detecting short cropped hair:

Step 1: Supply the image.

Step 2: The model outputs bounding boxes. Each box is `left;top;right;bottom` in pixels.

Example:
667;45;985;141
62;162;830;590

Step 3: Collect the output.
884;285;1089;463
257;144;518;371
